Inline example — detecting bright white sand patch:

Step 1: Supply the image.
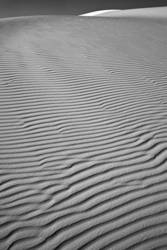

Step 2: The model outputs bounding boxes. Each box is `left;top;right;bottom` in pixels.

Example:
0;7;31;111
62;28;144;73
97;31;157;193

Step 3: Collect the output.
0;10;167;250
80;10;120;16
80;6;167;18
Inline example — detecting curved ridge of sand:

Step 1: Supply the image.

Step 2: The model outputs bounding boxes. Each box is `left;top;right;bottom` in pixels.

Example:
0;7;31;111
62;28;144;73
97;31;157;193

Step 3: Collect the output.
80;9;120;16
80;6;167;18
0;13;167;250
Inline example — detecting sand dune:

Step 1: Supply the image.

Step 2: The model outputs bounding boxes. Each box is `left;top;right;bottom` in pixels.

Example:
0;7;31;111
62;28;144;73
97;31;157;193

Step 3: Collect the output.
80;10;120;16
0;10;167;250
81;6;167;18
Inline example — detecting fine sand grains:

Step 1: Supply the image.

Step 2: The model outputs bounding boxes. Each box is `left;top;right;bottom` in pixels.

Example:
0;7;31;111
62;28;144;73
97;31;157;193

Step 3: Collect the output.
0;13;167;250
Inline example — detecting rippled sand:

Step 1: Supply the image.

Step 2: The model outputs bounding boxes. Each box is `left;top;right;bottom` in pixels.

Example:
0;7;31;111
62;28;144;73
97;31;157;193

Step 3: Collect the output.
0;9;167;250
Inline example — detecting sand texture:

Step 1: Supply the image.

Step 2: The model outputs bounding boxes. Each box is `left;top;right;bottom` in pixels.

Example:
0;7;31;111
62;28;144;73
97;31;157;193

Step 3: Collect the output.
0;12;167;250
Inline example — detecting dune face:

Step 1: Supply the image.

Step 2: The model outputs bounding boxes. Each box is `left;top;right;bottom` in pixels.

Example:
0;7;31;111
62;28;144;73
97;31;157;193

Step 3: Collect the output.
0;13;167;250
80;9;120;16
81;6;167;18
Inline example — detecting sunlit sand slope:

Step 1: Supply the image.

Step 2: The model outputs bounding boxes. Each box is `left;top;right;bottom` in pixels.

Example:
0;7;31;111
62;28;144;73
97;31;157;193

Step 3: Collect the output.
81;6;167;18
0;13;167;250
80;10;120;16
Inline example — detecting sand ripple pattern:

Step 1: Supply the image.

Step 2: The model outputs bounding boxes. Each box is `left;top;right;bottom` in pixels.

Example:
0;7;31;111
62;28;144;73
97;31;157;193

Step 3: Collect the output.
0;15;167;250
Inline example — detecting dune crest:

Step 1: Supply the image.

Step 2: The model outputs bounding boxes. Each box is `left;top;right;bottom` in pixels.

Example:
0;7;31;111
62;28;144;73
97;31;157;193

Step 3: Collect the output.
80;6;167;18
0;12;167;250
80;9;120;16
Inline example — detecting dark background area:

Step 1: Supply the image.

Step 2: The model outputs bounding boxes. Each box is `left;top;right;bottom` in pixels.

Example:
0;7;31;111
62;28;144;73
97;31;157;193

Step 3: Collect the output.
0;0;167;17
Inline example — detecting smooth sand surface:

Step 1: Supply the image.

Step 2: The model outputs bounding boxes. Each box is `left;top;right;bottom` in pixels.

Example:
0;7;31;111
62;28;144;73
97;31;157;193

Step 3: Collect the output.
81;6;167;18
0;10;167;250
80;10;120;16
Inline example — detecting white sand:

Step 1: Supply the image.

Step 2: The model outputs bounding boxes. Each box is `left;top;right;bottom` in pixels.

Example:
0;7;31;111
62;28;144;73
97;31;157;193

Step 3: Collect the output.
0;9;167;250
80;10;120;16
81;6;167;18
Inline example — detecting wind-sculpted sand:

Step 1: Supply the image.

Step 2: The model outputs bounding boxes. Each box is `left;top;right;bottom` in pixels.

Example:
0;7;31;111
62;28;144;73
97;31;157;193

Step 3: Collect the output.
81;6;167;18
0;10;167;250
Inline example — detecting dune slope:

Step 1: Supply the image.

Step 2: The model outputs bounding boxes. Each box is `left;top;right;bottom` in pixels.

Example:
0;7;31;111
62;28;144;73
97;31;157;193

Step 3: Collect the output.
0;13;167;250
80;6;167;18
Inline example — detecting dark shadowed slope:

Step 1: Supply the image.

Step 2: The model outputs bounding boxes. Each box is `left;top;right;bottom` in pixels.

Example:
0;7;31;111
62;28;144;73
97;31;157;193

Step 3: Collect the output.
0;11;167;250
